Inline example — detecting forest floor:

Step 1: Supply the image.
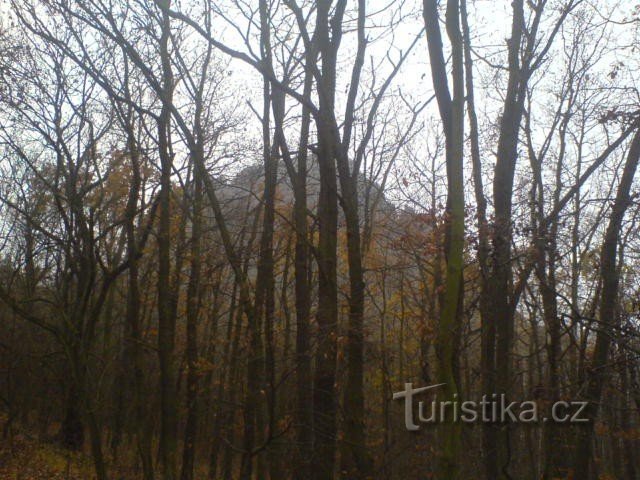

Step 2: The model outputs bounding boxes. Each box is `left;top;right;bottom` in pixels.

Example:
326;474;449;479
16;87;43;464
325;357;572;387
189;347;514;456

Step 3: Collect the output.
0;414;140;480
0;415;214;479
0;432;94;479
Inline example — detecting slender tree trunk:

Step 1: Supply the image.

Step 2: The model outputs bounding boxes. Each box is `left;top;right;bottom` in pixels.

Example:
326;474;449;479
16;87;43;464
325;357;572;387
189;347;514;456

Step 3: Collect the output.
157;3;178;478
86;407;108;480
181;25;213;479
335;2;374;475
181;170;202;480
293;64;313;480
311;2;341;478
61;381;84;451
208;275;238;479
423;0;465;476
490;2;526;476
573;127;640;479
239;40;276;480
255;7;280;476
460;2;498;476
621;353;638;480
268;35;315;477
124;114;155;480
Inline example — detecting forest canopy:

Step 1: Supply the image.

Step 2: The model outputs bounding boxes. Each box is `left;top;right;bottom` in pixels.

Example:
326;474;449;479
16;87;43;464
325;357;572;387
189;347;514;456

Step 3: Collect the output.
0;1;639;479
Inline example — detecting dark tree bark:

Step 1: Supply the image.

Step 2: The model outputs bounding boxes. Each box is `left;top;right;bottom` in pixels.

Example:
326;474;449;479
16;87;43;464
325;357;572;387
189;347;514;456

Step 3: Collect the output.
460;2;497;477
122;94;155;480
180;169;202;480
423;0;465;476
335;2;373;477
156;3;178;478
573;126;640;479
489;2;526;476
292;64;314;480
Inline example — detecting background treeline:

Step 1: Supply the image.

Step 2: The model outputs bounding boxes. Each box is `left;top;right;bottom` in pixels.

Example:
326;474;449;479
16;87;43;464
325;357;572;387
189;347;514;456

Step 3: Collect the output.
0;0;639;479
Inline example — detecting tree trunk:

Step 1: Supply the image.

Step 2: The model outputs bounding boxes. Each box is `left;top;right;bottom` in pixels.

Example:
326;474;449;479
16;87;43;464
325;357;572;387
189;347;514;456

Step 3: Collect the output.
293;63;314;480
310;2;341;479
573;126;640;479
335;2;373;477
157;3;178;477
489;2;526;476
423;0;465;476
181;170;202;480
61;381;84;451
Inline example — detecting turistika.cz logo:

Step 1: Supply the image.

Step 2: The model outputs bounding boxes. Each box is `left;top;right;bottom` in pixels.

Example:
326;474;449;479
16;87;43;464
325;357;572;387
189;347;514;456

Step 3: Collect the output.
392;383;589;430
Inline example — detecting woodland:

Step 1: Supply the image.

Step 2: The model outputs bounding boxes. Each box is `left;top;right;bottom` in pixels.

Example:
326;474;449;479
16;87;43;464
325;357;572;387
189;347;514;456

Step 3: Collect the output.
0;0;639;479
